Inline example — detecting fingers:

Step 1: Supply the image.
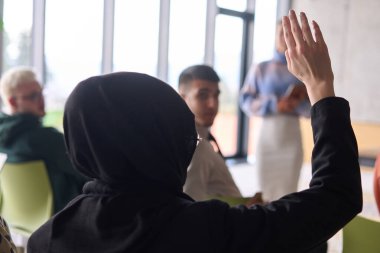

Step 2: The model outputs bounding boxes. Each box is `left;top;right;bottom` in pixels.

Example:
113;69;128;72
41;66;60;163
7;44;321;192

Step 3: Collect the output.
284;49;292;70
282;16;296;49
300;12;314;45
288;10;305;48
284;11;316;48
312;20;326;46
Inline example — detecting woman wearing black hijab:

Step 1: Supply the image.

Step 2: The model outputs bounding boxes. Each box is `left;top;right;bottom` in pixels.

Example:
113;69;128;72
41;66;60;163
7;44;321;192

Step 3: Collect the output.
28;12;362;253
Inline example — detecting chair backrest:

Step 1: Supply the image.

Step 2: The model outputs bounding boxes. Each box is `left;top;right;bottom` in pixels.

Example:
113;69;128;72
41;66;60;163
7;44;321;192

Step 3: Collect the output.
0;160;53;236
342;215;380;253
208;192;264;207
207;195;252;206
374;154;380;214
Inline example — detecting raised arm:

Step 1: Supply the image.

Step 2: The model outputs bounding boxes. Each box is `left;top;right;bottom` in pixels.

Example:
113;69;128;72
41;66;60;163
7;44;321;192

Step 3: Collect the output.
221;11;362;253
282;11;335;104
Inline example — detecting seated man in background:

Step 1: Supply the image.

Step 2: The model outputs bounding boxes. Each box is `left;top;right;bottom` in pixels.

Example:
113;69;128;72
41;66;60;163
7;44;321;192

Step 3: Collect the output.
178;64;262;204
0;67;87;213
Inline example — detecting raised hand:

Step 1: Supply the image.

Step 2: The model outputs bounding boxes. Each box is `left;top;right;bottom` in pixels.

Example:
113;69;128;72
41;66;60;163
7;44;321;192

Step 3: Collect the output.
282;10;335;105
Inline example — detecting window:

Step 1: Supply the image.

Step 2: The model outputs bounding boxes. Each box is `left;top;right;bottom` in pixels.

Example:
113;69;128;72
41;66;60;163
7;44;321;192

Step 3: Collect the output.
2;0;33;72
0;0;264;160
113;0;159;76
44;0;103;111
247;0;278;158
167;0;206;87
212;15;244;156
252;0;277;63
217;0;247;12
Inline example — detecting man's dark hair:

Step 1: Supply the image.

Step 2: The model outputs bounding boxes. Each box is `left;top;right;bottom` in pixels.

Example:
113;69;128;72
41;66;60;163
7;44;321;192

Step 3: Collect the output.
178;65;220;92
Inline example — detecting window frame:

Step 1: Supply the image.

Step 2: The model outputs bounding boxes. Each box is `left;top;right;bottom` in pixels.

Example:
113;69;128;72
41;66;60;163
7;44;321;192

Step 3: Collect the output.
0;0;258;160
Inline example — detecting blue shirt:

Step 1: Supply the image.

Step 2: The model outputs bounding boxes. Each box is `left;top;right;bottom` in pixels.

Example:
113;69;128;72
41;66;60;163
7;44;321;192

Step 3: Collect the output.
240;51;310;117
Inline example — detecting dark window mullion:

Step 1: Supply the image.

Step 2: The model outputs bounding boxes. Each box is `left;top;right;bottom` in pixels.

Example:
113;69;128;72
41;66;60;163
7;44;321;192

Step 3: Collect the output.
216;7;254;160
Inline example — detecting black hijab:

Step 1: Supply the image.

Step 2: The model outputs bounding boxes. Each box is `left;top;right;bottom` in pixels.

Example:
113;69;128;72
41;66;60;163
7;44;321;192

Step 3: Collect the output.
64;72;197;192
28;72;198;252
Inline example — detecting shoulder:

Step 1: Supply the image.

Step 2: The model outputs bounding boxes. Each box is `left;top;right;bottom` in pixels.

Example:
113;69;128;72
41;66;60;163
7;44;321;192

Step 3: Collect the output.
193;140;215;157
255;60;272;70
27;126;66;151
190;140;218;166
247;61;272;78
32;126;64;139
194;140;215;154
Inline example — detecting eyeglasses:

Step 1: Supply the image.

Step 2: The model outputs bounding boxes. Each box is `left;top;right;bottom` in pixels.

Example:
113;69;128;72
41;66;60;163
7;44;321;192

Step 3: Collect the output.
14;91;43;102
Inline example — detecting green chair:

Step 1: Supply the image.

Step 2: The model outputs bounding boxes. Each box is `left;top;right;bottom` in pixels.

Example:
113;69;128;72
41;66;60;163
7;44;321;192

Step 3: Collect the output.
208;192;264;207
342;215;380;253
0;160;53;237
208;196;252;206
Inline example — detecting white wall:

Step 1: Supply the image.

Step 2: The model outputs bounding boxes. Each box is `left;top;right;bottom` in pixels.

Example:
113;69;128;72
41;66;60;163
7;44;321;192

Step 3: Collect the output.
291;0;380;123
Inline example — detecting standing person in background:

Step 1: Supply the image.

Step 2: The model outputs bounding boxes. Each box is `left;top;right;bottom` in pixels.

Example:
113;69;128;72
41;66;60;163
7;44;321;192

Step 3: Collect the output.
0;67;88;214
240;21;310;202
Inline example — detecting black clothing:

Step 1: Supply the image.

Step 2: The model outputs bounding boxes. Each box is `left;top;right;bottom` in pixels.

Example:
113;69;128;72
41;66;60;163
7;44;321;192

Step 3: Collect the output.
62;72;196;192
28;72;362;253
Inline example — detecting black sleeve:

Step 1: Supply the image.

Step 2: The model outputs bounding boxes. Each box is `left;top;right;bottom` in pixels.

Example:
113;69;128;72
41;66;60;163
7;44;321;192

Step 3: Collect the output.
222;97;362;253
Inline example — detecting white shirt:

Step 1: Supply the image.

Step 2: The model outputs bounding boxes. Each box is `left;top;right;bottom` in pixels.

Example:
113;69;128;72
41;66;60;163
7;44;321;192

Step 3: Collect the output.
183;126;242;201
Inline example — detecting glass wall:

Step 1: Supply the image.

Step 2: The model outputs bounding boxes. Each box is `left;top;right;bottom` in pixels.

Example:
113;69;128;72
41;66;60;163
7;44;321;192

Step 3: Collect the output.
44;0;103;112
217;0;246;12
42;0;103;129
212;15;243;156
247;0;278;158
2;0;33;71
113;0;159;76
167;0;206;87
0;0;265;158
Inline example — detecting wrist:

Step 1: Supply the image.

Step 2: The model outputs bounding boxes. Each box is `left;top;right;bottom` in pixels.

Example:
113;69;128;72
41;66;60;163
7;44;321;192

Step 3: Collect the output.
306;81;335;105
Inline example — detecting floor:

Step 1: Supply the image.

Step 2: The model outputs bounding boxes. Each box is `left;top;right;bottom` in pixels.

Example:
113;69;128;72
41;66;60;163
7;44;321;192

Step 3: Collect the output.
228;162;379;253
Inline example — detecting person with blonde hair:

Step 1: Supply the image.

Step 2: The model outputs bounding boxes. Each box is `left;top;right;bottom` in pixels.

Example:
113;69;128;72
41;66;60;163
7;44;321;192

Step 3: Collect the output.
0;67;45;117
0;67;87;214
